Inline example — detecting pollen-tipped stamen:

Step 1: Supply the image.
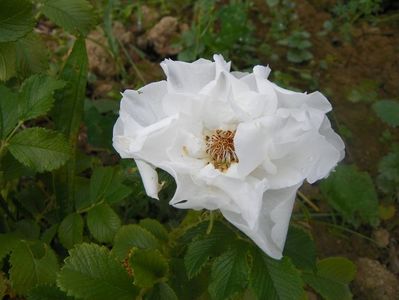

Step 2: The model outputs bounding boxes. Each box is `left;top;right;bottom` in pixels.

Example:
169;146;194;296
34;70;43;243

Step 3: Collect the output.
205;129;238;171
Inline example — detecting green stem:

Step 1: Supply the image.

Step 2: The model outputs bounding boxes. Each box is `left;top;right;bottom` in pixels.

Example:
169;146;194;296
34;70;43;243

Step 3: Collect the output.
0;121;24;163
297;191;320;212
313;219;378;245
206;211;214;235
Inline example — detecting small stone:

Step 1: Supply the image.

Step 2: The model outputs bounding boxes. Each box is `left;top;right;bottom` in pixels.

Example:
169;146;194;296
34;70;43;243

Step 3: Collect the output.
145;16;182;56
92;80;114;98
86;30;117;78
134;5;160;31
354;257;399;300
389;242;399;274
112;21;133;44
372;228;390;248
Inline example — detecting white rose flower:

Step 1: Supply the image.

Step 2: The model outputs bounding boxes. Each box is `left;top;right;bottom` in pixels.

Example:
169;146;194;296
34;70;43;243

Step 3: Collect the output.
113;55;345;259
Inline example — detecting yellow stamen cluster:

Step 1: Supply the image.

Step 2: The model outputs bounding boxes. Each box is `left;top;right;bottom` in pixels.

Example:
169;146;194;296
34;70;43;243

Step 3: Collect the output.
205;129;238;171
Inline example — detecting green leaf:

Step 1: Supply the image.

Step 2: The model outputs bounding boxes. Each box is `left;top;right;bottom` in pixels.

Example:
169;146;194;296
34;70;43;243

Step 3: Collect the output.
106;182;133;204
58;213;83;249
40;0;95;36
0;233;20;261
139;218;169;242
19;74;65;121
112;225;160;260
317;257;356;283
377;148;399;194
53;38;87;140
8;127;71;172
283;226;316;270
320;165;379;227
0;85;19;138
87;203;121;243
0;42;17;81
0;0;34;42
16;33;48;77
347;80;378;103
84;102;116;149
79;166;132;210
169;258;209;300
15;219;40;239
250;249;304;300
89;166;117;204
287;49;313;63
90;167;129;204
41;224;59;244
1;152;35;181
145;282;178;300
373;100;399;127
184;221;235;279
10;241;59;295
15;184;45;218
302;257;356;300
28;285;73;300
208;244;249;300
57;243;138;300
52;37;88;216
129;248;169;288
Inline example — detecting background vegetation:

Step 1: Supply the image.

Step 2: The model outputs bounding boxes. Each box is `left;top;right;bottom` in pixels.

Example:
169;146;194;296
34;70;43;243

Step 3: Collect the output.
0;0;398;299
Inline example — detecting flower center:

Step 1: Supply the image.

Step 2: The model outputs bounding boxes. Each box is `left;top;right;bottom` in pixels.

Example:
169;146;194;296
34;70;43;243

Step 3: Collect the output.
205;129;239;171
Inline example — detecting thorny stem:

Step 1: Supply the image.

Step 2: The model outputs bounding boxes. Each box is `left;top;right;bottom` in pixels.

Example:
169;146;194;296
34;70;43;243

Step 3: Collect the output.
206;211;214;235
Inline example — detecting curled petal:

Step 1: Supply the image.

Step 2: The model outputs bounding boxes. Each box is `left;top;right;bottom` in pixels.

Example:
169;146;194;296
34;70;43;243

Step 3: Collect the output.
267;131;341;188
199;164;268;229
221;184;300;259
273;83;332;114
135;160;161;199
319;117;345;161
121;81;167;127
161;58;216;93
167;167;232;211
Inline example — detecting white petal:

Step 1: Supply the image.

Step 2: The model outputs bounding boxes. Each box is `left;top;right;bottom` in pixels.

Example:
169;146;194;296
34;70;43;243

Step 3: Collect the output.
234;119;271;177
267;131;341;188
273;83;332;113
253;65;271;79
238;73;258;91
199;165;268;229
319;117;345;161
162;92;204;119
221;184;300;259
213;54;231;73
166;125;206;170
200;73;236;128
232;91;267;121
135;160;160;199
167;167;231;211
113;113;179;168
231;71;249;79
121;81;167;126
161;58;215;93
